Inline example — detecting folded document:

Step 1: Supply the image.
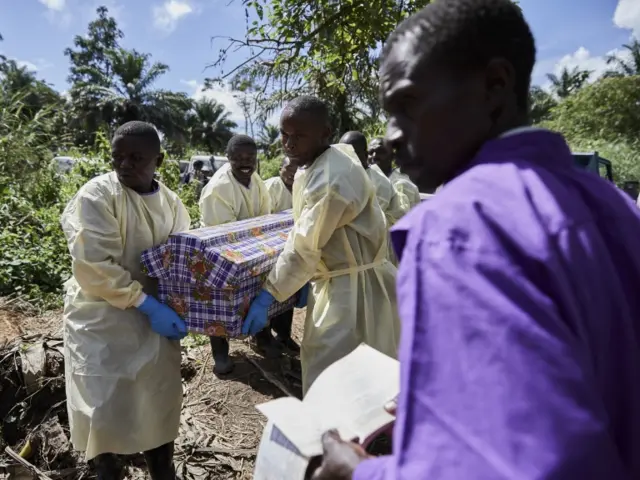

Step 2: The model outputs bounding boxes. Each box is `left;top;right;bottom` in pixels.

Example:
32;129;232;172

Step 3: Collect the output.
254;344;400;478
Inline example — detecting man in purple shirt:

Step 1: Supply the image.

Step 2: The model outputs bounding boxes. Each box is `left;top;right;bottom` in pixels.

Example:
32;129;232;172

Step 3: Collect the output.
310;0;640;479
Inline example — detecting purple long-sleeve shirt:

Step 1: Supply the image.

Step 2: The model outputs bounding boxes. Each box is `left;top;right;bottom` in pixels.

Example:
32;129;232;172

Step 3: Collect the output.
354;129;640;479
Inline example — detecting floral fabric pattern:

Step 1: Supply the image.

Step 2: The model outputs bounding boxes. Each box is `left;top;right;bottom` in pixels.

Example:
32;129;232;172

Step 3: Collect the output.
141;210;296;337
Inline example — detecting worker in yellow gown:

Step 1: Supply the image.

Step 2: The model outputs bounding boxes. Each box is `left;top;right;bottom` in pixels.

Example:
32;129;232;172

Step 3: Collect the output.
242;96;401;394
339;131;408;265
198;134;278;375
339;131;408;226
369;137;422;209
264;156;296;212
263;157;301;353
60;121;191;480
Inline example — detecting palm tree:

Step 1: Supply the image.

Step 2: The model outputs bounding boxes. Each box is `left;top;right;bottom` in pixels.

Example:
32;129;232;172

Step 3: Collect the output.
257;123;281;157
0;60;60;118
72;48;192;139
187;98;237;153
528;86;557;124
0;60;37;93
604;40;640;77
546;66;592;99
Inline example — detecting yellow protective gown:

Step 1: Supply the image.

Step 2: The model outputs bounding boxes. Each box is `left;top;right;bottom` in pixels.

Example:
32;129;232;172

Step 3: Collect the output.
264;145;401;394
367;164;408;227
367;164;409;264
264;176;293;212
60;171;191;461
199;163;271;226
389;168;421;209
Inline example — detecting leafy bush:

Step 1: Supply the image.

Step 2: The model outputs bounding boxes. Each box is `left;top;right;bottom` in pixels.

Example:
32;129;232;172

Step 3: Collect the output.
564;136;640;184
0;100;206;306
259;153;282;180
542;76;640;145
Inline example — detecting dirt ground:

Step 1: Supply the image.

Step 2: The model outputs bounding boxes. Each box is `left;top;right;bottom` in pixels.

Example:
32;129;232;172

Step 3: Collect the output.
0;298;307;479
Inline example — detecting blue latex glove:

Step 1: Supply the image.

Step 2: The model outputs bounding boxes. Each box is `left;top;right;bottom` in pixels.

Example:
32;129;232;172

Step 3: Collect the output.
242;289;275;336
137;295;188;341
295;283;310;308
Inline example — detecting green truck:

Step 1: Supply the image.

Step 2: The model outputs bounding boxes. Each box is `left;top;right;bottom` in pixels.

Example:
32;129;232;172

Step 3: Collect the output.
572;151;613;181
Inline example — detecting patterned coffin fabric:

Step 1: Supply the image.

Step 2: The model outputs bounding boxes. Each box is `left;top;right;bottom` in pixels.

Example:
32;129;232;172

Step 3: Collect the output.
141;210;296;337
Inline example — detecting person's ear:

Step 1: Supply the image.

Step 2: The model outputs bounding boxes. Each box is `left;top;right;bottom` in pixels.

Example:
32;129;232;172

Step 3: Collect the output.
484;58;515;123
156;151;165;167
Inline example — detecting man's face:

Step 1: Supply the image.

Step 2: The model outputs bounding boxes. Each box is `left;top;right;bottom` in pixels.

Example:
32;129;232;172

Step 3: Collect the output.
111;135;162;193
280;109;331;167
279;159;297;189
229;145;257;186
380;32;493;191
368;139;393;172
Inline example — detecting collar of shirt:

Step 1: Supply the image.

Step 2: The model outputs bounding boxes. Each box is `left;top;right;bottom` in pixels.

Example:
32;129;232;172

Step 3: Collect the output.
498;126;546;139
389;128;573;260
139;180;160;196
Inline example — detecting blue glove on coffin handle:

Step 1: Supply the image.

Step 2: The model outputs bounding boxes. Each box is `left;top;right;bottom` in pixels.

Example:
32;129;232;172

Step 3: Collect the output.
137;295;188;340
295;283;310;309
242;289;275;336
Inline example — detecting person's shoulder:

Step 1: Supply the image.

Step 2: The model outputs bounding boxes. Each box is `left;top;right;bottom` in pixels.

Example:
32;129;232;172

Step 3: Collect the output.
394;162;564;258
264;176;278;185
252;172;268;189
264;176;281;190
368;164;392;184
75;171;121;200
201;165;234;197
157;180;183;204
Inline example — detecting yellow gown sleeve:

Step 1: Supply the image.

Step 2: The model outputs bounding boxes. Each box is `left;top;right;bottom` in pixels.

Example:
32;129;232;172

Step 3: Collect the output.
385;187;410;226
264;190;353;302
60;183;144;310
258;180;273;215
266;178;283;213
394;181;420;209
172;195;192;233
199;186;237;227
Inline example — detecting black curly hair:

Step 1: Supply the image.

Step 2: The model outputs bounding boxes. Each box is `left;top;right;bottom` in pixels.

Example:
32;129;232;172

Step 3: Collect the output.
113;121;161;150
226;134;257;156
382;0;536;110
282;95;331;126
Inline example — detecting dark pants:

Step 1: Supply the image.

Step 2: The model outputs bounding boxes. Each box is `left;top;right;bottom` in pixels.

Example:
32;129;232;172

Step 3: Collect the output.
92;441;176;480
209;309;295;358
271;309;294;339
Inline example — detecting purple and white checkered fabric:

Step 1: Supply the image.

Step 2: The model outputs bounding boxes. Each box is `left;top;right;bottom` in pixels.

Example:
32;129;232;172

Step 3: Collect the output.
140;210;297;337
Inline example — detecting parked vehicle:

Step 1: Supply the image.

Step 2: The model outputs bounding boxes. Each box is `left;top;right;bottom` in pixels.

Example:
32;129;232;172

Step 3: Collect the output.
52;156;76;173
572;151;613;181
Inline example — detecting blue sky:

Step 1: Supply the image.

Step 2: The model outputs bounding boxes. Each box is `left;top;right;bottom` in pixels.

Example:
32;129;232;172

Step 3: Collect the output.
0;0;638;127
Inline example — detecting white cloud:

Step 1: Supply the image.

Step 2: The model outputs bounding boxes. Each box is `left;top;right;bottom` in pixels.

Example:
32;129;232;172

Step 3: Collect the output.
153;0;194;32
181;79;246;124
554;47;616;80
35;58;54;71
16;60;38;72
38;0;65;11
181;80;284;133
533;46;631;90
614;0;640;39
43;9;73;28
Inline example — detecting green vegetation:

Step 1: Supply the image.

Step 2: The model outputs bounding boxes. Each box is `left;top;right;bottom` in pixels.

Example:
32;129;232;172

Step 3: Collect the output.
0;4;639;309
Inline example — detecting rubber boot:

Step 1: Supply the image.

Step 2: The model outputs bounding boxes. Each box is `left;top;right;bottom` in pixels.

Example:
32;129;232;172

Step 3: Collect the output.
144;442;177;480
271;309;300;354
252;329;283;359
92;453;124;480
210;336;234;375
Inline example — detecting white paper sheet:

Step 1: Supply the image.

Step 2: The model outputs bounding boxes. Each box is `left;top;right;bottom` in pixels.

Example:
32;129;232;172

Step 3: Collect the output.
256;344;400;458
253;421;309;480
